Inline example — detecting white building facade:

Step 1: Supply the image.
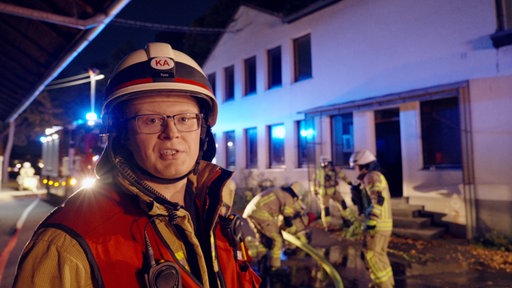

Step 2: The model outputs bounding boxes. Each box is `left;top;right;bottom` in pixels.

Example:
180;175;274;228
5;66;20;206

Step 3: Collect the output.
202;0;512;239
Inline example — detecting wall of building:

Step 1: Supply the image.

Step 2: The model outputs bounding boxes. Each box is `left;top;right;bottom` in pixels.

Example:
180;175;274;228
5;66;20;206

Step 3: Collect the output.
468;75;512;236
202;0;512;237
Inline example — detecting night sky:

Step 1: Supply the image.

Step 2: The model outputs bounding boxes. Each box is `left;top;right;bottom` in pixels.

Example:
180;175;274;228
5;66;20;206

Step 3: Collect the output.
61;0;217;77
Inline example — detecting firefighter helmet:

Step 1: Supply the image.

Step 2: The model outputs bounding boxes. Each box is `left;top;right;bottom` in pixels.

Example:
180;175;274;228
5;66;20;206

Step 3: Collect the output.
320;156;331;167
289;181;305;198
103;42;218;127
349;149;377;167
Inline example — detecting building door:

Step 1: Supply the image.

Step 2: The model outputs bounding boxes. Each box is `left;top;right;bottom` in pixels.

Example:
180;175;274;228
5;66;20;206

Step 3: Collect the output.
375;108;403;197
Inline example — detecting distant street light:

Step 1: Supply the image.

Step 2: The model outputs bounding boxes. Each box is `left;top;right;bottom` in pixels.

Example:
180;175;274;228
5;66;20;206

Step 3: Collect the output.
45;72;104;90
44;69;104;125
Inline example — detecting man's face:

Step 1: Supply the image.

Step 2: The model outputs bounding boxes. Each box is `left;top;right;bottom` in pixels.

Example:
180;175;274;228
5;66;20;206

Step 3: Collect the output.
123;94;201;179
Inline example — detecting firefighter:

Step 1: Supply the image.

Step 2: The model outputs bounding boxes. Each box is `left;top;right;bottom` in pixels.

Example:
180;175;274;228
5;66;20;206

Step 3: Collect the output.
14;42;260;288
243;181;309;271
350;149;394;288
314;157;356;231
16;162;38;192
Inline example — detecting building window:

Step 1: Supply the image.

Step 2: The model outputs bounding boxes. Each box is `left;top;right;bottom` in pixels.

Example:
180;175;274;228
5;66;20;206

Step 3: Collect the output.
224;65;234;102
293;34;312;82
211;132;217;164
225;130;235;170
267;46;282;89
207;72;216;95
331;113;354;167
244;56;257;95
297;119;315;168
492;0;512;47
245;127;258;169
420;97;461;169
269;124;285;168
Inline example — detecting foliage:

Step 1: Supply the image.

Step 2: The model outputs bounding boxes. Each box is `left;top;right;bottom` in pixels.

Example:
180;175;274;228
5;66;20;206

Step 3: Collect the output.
476;230;512;252
387;236;512;273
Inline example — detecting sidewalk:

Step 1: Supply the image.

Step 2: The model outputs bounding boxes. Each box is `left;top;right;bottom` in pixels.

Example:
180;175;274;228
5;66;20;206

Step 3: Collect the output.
0;180;45;196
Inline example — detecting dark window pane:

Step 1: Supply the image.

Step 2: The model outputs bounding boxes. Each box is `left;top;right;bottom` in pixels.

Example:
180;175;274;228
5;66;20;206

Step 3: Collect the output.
331;113;354;167
245;127;258;168
225;130;235;170
207;72;216;96
244;56;257;95
420;97;461;169
269;124;285;167
294;34;312;82
297;119;315;168
267;46;282;88
224;65;234;101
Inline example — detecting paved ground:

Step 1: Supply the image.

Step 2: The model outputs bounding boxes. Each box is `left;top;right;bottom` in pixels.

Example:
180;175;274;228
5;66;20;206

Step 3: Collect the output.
1;183;511;288
312;228;511;287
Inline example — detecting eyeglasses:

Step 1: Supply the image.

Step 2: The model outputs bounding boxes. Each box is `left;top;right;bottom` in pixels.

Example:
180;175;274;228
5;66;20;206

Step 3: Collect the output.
126;113;203;134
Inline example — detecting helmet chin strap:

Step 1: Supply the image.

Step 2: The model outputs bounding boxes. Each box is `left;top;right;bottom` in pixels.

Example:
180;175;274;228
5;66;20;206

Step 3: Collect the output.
134;162;191;184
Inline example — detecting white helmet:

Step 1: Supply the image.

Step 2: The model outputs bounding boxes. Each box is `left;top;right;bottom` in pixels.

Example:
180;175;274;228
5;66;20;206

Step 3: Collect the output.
320;155;331;167
103;42;218;128
349;149;377;167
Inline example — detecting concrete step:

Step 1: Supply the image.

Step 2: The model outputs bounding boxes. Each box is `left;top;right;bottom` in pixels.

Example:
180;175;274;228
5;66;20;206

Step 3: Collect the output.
391;198;425;218
392;206;425;218
393;216;432;229
392;226;446;240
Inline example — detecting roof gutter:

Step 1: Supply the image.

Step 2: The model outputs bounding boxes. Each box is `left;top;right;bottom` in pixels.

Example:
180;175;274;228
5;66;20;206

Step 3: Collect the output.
5;0;131;123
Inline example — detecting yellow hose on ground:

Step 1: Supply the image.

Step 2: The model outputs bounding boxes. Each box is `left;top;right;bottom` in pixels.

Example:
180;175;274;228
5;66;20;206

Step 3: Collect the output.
281;230;343;288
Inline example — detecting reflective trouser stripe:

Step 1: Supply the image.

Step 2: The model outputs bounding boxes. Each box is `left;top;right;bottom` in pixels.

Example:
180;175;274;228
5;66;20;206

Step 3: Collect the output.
363;233;394;287
376;219;393;232
365;250;393;285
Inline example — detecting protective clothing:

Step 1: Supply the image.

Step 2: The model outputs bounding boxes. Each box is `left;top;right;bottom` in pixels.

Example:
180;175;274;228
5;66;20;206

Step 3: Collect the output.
14;161;261;288
243;184;309;269
314;160;354;230
14;42;260;288
351;150;394;288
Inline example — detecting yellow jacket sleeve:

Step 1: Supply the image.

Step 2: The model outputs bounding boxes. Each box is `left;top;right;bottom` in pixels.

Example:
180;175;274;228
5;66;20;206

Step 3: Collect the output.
14;228;92;288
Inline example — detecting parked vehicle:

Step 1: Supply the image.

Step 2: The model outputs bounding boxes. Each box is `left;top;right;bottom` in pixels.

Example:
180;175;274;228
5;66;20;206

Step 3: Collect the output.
40;120;104;200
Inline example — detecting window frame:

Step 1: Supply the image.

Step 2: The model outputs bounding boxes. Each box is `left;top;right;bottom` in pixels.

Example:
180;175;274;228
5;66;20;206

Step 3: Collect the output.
491;0;512;48
223;65;235;102
267;46;282;89
244;56;257;96
224;130;236;170
207;72;216;96
297;119;315;168
245;127;258;169
268;123;285;168
420;96;462;170
293;33;312;82
331;113;354;167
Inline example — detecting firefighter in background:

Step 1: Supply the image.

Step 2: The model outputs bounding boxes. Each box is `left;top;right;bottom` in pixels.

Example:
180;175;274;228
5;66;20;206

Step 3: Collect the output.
243;181;309;270
314;157;356;231
16;162;39;192
350;149;394;288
